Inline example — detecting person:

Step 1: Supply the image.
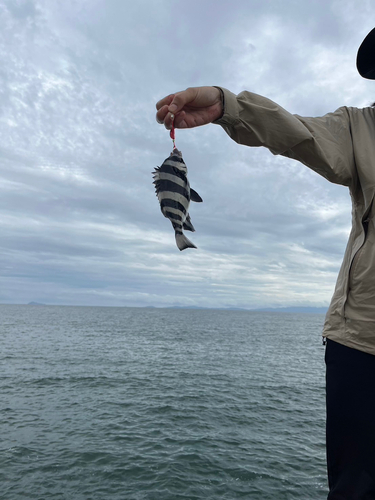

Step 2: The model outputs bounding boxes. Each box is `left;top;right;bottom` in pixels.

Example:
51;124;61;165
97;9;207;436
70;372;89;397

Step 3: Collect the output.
156;28;375;500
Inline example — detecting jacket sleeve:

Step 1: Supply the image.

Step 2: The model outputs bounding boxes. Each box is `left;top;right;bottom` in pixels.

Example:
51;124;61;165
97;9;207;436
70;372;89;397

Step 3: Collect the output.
214;88;356;187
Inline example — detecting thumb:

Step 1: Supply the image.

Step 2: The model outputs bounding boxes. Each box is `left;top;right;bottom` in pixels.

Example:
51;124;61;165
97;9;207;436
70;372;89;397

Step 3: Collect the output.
167;88;198;114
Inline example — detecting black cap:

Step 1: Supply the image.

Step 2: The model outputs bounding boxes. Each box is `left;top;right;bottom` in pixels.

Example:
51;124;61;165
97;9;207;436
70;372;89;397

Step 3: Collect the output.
357;27;375;79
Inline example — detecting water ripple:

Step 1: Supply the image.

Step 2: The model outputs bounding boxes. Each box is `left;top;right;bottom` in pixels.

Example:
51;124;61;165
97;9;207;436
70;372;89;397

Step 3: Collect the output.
0;305;327;499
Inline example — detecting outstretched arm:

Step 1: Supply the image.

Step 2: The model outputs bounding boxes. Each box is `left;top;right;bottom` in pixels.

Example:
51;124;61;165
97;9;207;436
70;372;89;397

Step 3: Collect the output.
156;86;355;187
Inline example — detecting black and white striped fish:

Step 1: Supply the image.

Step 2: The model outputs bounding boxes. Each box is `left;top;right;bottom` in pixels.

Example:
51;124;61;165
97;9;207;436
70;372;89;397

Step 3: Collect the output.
153;148;202;251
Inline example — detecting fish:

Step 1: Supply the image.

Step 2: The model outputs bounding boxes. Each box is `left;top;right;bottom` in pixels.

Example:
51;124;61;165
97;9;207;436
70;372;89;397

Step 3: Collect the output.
153;148;203;251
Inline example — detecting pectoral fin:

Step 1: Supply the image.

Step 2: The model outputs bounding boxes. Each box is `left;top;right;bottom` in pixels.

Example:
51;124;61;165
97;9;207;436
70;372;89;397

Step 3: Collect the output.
190;188;203;203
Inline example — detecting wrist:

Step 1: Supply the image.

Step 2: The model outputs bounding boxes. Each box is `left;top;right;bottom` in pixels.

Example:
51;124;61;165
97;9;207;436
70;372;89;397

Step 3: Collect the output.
213;86;225;121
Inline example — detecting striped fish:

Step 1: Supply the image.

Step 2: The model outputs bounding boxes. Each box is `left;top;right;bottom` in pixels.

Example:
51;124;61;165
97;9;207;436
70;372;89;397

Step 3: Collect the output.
153;148;203;251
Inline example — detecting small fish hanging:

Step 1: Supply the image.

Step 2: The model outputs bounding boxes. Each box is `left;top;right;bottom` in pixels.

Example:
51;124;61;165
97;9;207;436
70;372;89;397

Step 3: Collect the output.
153;119;203;251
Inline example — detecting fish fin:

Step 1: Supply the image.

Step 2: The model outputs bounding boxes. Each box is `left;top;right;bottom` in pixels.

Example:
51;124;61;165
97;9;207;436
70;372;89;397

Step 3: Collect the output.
175;233;197;251
152;173;162;195
190;188;203;203
183;214;195;232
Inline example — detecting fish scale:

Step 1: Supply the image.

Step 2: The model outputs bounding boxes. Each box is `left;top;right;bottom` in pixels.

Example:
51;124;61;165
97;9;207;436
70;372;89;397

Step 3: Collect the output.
153;148;203;251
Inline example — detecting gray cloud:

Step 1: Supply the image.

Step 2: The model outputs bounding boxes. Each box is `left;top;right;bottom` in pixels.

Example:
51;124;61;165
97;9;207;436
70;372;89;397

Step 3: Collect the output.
0;0;372;308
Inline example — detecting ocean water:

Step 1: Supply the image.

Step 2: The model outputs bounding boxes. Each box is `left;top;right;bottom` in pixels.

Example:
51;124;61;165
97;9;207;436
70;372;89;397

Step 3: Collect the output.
0;305;327;499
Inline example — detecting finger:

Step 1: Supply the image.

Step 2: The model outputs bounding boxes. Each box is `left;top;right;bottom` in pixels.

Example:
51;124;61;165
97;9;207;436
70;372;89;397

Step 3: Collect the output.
156;112;164;124
167;87;198;115
156;94;174;111
164;110;188;130
172;111;188;129
155;104;169;125
163;111;175;130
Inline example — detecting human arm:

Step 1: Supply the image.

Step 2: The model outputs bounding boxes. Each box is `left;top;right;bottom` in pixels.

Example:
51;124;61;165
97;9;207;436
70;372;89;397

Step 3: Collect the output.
156;86;356;187
215;88;355;187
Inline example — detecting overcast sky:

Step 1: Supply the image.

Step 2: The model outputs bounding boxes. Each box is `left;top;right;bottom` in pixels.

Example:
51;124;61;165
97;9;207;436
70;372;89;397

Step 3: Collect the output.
0;0;374;309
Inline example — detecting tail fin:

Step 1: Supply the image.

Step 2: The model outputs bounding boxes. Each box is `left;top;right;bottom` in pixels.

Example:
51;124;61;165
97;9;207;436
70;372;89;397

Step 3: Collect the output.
175;233;197;251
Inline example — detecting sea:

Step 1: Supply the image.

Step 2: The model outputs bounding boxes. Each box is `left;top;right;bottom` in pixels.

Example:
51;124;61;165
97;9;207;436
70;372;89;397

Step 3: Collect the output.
0;305;328;500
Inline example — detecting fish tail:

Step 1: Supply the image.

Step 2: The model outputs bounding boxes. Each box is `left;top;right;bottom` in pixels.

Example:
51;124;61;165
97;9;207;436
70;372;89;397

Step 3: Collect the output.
175;232;197;251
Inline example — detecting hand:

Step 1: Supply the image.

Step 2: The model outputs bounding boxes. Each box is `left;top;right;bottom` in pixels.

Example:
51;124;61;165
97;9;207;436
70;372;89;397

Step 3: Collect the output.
155;86;223;130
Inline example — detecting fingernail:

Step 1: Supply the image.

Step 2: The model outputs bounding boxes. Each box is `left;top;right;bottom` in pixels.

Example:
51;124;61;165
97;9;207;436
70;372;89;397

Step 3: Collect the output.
169;104;177;113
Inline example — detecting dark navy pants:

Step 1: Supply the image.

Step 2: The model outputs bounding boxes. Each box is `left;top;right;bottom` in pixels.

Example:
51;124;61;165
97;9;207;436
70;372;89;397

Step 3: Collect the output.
325;339;375;499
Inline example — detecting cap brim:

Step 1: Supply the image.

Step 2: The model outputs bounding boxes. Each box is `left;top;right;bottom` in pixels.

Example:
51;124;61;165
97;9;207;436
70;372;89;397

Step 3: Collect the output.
357;28;375;79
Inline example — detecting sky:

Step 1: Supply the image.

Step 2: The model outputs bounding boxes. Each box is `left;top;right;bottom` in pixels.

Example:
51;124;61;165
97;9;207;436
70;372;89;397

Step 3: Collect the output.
0;0;374;309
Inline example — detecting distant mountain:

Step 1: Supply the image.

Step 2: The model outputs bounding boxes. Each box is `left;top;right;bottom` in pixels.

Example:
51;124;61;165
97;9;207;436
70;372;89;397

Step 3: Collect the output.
167;305;247;311
147;306;328;314
27;301;45;305
253;306;328;314
168;305;217;310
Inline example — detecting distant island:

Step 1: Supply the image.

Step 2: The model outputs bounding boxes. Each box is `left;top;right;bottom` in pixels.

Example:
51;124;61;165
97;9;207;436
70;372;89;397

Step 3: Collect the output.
253;306;328;314
143;305;328;314
13;303;327;314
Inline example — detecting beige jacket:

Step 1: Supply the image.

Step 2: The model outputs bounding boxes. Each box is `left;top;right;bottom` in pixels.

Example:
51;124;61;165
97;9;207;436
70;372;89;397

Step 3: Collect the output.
216;88;375;355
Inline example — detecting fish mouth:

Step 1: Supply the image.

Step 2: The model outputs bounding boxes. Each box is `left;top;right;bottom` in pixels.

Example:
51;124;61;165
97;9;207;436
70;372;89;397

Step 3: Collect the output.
171;148;182;157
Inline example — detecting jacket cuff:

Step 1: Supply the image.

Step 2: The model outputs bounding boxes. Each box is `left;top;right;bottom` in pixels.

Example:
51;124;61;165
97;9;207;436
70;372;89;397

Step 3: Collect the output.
212;87;240;127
